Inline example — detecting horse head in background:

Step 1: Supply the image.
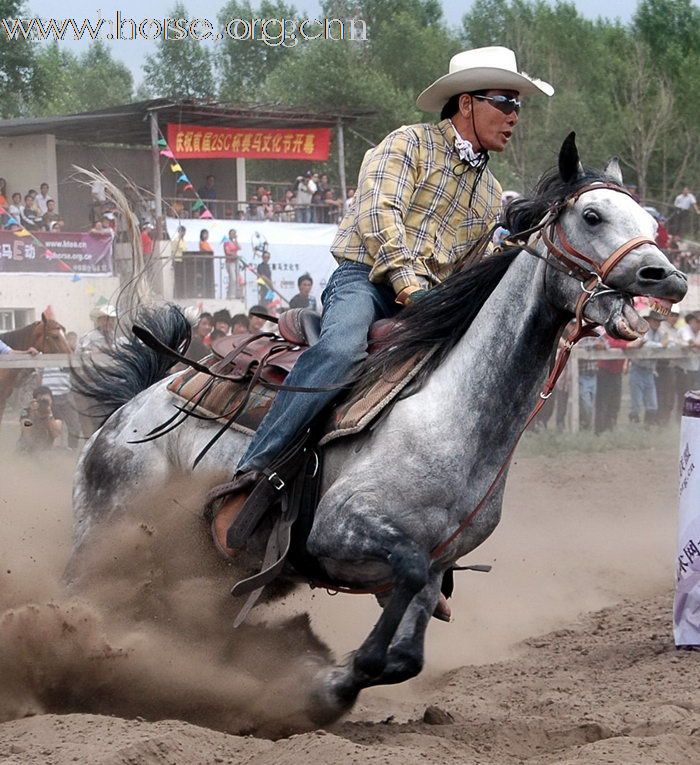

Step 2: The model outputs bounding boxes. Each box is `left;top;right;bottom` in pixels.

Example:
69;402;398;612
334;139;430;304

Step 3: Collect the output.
0;312;71;424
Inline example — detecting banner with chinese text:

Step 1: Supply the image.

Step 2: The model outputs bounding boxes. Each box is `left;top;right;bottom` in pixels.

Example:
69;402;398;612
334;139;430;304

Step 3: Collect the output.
0;231;114;275
166;123;331;160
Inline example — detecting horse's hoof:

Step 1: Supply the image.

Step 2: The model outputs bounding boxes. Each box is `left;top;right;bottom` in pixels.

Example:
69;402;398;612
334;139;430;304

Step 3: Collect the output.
306;665;358;726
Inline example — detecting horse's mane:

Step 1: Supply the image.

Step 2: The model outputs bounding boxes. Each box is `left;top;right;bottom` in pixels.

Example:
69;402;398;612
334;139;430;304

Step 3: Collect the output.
352;163;610;397
0;322;38;350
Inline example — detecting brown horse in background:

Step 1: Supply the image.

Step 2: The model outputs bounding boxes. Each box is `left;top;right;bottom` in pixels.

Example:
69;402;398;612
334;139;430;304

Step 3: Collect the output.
0;314;71;424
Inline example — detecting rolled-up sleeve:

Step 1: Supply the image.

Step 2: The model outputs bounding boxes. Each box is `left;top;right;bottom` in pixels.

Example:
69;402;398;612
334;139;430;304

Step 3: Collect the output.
0;339;12;354
354;130;421;294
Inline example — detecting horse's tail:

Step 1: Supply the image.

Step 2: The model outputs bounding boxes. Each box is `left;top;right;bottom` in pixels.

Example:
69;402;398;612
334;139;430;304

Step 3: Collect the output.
71;304;191;425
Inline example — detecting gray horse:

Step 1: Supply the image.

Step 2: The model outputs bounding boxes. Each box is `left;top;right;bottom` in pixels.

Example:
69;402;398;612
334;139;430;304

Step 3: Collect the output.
71;135;687;721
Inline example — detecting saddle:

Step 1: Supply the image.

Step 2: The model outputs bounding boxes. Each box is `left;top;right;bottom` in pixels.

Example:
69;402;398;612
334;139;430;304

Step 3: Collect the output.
164;308;430;623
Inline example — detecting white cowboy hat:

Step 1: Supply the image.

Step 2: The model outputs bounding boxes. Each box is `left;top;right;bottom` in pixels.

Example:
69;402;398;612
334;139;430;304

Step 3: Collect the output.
416;46;554;112
90;304;117;320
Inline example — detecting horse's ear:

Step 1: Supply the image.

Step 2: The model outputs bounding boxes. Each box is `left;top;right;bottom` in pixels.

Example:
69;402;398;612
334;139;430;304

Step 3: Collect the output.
558;132;584;184
604;156;623;185
42;305;55;322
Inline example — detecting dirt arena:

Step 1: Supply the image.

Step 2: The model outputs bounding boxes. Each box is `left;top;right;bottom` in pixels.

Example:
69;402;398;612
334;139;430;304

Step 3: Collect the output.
1;425;699;764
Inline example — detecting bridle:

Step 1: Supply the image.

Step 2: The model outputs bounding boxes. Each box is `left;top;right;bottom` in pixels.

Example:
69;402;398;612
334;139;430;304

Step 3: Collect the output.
429;181;659;560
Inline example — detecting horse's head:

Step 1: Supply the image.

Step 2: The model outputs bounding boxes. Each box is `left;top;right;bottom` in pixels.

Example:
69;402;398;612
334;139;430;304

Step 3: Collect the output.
35;312;72;354
539;133;687;339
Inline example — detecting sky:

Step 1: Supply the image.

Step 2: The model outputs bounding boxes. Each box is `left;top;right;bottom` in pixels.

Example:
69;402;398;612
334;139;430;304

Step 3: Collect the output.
23;0;647;85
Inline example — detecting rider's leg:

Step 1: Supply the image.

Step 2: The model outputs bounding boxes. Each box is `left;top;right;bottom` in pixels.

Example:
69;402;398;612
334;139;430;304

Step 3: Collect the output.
210;263;398;553
238;262;398;473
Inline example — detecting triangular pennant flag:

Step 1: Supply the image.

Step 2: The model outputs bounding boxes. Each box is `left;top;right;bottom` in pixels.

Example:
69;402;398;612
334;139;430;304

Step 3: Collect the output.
71;274;81;282
177;174;188;183
192;199;204;211
170;162;182;173
56;260;73;272
5;216;17;226
183;183;194;192
199;209;213;219
0;206;6;214
160;148;175;159
256;277;267;286
44;248;55;258
157;137;167;146
14;228;31;237
265;290;275;301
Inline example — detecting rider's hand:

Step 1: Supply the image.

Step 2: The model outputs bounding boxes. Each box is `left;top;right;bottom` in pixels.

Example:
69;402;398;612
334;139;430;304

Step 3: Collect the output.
25;346;39;356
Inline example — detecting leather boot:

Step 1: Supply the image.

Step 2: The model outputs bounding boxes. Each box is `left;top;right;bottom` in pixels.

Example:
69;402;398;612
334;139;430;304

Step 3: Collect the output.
207;471;260;559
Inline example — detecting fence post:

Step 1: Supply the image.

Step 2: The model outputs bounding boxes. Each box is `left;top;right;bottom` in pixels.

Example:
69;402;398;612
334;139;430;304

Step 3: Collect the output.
570;348;580;433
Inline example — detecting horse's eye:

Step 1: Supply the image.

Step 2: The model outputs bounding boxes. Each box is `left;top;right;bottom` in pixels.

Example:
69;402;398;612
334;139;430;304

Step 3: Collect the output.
583;209;602;225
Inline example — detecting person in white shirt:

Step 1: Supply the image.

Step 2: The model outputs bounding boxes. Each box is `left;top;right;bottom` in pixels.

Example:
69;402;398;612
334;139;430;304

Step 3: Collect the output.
677;313;700;398
35;182;51;214
671;187;699;237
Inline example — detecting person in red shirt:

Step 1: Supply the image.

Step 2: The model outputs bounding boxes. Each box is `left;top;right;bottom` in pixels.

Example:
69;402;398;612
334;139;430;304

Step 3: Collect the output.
594;333;629;434
656;218;669;250
223;228;241;299
140;223;154;256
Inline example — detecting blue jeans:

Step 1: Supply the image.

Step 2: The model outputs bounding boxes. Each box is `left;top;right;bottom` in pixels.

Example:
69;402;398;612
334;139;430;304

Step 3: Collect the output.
238;262;400;472
629;364;658;418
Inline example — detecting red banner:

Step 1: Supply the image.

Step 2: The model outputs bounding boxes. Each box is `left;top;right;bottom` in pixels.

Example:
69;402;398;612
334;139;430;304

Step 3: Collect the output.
166;123;331;160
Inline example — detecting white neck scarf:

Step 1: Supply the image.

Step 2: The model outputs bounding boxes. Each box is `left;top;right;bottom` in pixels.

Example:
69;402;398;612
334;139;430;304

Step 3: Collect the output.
451;121;485;167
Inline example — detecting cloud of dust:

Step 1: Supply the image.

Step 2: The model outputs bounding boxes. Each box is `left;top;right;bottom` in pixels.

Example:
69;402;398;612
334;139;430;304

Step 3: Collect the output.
0;446;334;736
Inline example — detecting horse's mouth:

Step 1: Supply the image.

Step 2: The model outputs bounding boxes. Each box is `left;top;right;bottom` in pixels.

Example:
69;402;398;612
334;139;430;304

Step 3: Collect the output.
605;296;675;340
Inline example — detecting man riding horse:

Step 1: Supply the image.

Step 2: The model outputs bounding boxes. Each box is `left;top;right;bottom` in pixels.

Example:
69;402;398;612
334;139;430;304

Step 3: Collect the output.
209;46;554;565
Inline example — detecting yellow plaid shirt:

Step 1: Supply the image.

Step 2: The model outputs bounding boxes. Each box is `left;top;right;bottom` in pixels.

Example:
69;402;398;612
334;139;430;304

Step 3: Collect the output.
331;119;502;295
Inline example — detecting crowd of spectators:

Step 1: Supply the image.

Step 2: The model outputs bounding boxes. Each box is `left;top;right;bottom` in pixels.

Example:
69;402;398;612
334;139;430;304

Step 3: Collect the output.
538;309;700;434
168;171;355;225
0;180;65;232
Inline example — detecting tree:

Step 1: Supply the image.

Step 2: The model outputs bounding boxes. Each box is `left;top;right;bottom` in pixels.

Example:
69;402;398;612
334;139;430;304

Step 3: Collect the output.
142;2;216;99
30;41;133;116
217;0;298;102
0;0;43;116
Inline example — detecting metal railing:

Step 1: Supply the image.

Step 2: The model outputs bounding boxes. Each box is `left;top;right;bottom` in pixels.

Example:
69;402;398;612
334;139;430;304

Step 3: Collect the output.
163;196;344;224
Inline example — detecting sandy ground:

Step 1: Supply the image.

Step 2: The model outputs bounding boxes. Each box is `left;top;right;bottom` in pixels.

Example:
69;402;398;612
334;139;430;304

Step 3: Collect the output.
1;425;698;764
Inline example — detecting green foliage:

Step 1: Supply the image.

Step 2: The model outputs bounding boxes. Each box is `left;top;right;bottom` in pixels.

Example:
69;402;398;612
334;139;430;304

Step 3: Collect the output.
0;0;43;116
30;41;132;116
142;2;215;99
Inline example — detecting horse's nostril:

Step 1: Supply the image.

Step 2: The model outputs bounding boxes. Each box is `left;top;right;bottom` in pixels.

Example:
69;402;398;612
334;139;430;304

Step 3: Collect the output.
637;266;672;282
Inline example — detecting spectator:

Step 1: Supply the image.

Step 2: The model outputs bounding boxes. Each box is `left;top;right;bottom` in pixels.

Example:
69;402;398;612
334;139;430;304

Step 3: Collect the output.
0;177;7;205
211;309;232;340
257;250;273;306
655;216;669;250
79;304;118;354
670;187;699;237
294;172;314;223
231;313;250;334
197;175;217;215
594;333;629;434
281;189;297;222
310;187;324;223
36;182;51;214
259;193;274;221
65;331;78;352
41;364;80;449
186;312;213;361
248;305;268;333
7;192;21;223
42;199;59;231
289;273;318;311
628;309;668;425
140;222;154;256
344;187;356;215
577;332;605;429
171;225;187;261
677;312;700;400
323;189;343;224
17;386;63;453
49;219;64;232
318;173;330;194
199;228;213;253
20;193;41;230
223;228;241;300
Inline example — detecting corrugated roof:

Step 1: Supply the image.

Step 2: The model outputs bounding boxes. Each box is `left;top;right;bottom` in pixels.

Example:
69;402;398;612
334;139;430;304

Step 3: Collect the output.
0;99;370;145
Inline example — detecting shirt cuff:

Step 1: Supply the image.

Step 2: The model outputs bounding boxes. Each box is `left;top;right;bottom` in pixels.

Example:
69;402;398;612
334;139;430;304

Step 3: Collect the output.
388;268;421;297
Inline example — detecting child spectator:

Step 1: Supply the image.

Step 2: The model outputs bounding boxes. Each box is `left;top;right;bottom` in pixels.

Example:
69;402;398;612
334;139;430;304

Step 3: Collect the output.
231;313;250;334
199;228;213;253
186;312;213;360
289;273;318;311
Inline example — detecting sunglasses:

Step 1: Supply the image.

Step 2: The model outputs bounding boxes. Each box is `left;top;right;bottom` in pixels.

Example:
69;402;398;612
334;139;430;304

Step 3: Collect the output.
473;94;522;115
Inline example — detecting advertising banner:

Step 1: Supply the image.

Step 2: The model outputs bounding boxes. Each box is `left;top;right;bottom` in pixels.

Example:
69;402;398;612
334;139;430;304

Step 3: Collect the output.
0;231;114;275
674;391;700;647
167;123;332;160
